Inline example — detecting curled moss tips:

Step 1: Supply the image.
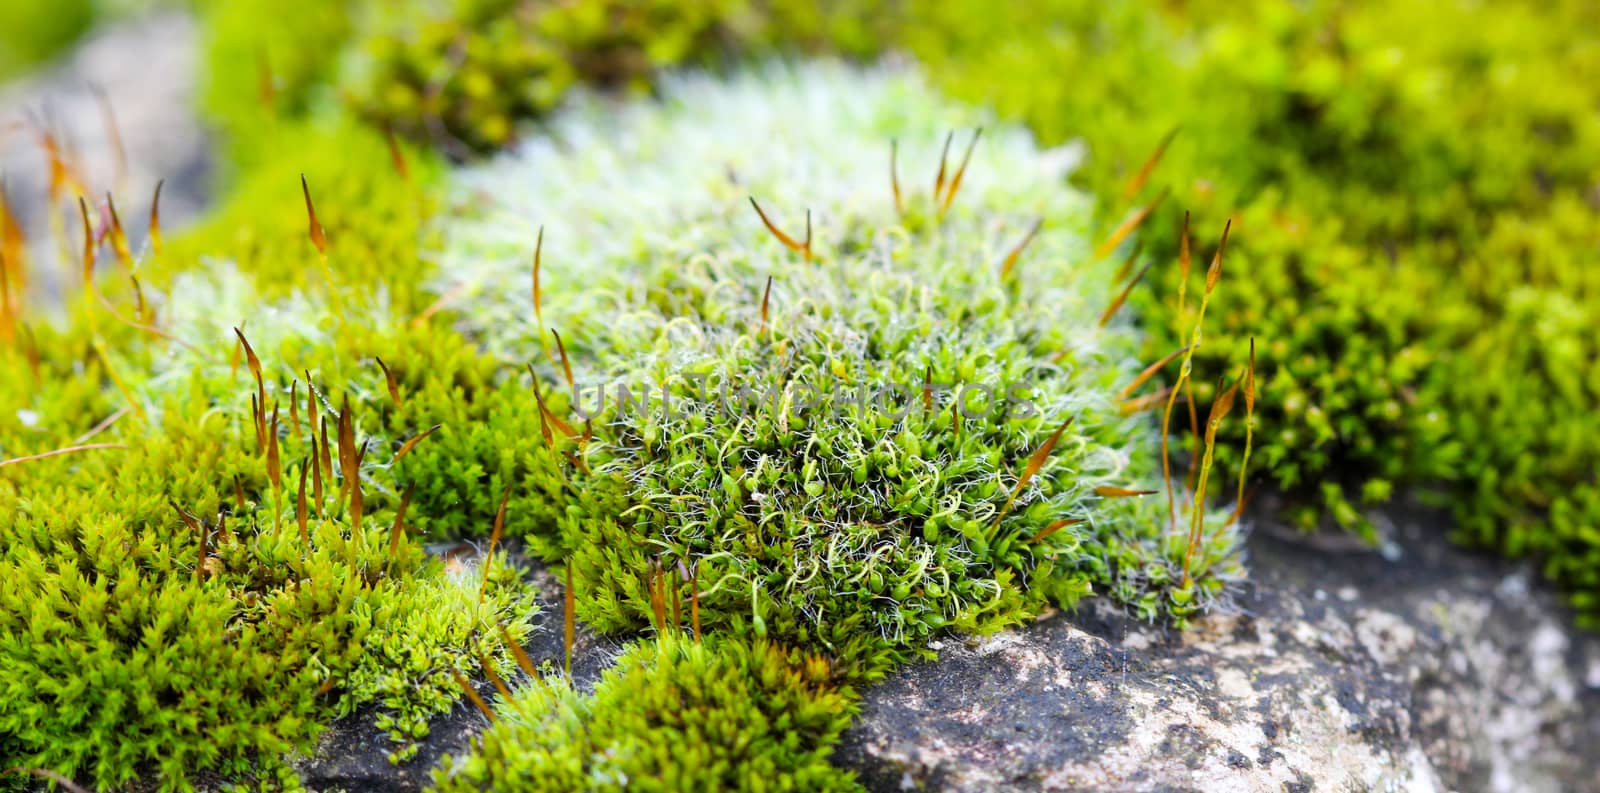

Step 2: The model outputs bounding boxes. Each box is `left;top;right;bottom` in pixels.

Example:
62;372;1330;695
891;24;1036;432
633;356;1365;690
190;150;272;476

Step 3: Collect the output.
429;634;860;793
433;64;1247;678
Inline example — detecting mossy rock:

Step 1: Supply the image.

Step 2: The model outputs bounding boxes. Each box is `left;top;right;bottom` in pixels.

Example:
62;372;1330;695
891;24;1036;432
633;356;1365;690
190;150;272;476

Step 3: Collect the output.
430;64;1246;679
429;634;860;792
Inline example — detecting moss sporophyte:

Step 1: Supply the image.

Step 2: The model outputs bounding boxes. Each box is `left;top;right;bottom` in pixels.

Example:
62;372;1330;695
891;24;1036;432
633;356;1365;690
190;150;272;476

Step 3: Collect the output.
2;52;1257;790
890;0;1600;624
422;63;1257;788
4;0;1596;786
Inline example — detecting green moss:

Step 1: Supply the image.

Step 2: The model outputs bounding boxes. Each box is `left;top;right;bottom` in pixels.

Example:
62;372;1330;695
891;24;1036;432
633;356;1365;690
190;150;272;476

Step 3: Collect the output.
341;556;538;763
197;0;894;154
196;0;357;148
432;65;1246;678
8;0;1596;786
0;0;95;80
0;311;541;787
218;0;1574;630
1438;195;1600;624
6;18;1271;789
157;118;442;313
343;0;739;153
885;0;1600;619
429;634;860;792
1;128;537;786
187;0;1600;633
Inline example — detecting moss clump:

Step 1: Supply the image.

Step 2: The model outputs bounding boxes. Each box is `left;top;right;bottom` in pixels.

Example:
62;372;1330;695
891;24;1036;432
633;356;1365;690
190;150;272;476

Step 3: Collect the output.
882;0;1600;621
0;325;539;785
0;124;538;785
1441;196;1600;621
189;0;1600;632
429;634;859;792
343;0;742;153
432;64;1246;678
889;0;1459;536
6;28;1256;790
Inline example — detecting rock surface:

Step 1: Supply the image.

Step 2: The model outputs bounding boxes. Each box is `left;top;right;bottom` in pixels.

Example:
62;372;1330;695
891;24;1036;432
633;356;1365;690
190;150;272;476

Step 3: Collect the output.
833;507;1600;792
280;509;1600;793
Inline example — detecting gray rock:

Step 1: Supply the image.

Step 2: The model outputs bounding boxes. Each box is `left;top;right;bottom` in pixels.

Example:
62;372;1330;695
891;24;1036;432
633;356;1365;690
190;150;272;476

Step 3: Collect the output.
116;513;1598;793
833;508;1600;792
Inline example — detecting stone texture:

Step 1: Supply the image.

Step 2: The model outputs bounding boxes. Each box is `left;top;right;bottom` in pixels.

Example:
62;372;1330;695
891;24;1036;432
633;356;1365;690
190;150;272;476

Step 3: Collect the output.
833;506;1600;792
284;509;1600;793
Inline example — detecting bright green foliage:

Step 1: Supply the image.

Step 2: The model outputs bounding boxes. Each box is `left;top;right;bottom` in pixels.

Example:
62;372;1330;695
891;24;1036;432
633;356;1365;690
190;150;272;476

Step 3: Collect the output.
7;0;1595;786
888;0;1600;622
0;0;95;80
435;65;1245;678
189;0;1600;629
892;0;1465;536
0;134;538;786
198;0;892;154
1144;200;1453;534
389;379;566;544
6;1;1267;786
341;558;537;763
1443;195;1600;623
344;0;742;153
197;0;357;147
158;118;441;312
0;329;539;787
429;634;860;792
